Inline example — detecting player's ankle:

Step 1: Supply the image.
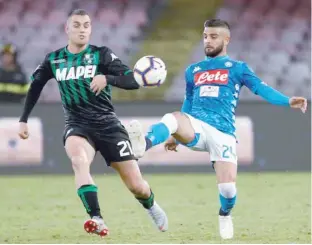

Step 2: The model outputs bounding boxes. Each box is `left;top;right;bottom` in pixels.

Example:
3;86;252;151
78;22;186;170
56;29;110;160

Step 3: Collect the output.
136;190;155;209
91;215;103;220
89;211;103;219
145;137;153;151
219;207;231;216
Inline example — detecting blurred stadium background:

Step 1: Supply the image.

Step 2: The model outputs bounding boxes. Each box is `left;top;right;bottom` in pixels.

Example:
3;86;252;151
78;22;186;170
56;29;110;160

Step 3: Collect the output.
0;0;310;243
0;0;310;101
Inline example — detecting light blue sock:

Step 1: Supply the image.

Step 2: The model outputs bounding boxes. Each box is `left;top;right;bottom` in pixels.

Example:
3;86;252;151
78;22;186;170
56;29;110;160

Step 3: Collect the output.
219;194;236;215
146;122;170;147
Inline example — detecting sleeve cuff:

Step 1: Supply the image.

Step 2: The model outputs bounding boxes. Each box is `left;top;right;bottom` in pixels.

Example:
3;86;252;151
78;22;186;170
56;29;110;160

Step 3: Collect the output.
106;75;116;86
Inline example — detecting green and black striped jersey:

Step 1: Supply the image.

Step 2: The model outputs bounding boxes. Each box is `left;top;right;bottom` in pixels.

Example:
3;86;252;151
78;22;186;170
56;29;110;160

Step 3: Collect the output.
28;45;135;128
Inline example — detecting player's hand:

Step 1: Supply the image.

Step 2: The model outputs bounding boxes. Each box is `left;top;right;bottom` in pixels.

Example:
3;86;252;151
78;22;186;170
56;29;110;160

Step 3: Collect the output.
90;75;107;96
18;122;29;139
165;136;178;152
289;97;308;113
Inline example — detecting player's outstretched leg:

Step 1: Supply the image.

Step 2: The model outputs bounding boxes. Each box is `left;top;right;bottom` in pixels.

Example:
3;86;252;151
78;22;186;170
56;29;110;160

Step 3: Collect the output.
111;160;168;232
214;162;237;239
126;111;195;158
65;135;109;237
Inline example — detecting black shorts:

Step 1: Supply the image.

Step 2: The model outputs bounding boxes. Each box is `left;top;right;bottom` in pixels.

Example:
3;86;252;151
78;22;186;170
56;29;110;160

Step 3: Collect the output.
63;123;135;166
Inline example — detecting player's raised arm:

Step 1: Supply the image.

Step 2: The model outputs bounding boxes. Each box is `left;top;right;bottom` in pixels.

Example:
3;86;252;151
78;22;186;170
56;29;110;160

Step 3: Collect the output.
18;55;53;139
181;67;194;113
241;63;307;113
97;47;139;90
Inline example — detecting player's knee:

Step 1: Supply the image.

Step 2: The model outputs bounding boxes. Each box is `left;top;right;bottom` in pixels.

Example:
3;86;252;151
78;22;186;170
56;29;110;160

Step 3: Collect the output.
218;182;237;210
171;111;184;120
171;111;195;140
71;155;88;171
172;111;189;127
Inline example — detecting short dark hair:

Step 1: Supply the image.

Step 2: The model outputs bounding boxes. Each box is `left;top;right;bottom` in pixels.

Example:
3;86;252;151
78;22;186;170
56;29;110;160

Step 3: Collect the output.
204;19;230;31
68;9;89;18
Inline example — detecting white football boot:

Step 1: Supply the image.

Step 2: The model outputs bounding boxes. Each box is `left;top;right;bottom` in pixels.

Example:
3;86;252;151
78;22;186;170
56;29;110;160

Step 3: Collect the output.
126;120;146;158
84;216;109;237
147;202;168;232
219;215;234;239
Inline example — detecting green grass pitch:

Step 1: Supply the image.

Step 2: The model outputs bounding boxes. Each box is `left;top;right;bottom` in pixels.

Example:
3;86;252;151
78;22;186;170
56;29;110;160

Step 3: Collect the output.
0;172;310;244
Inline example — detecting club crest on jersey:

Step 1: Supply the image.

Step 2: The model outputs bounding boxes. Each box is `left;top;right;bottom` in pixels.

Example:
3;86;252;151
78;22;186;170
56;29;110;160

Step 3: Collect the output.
192;66;201;73
55;65;96;81
83;54;95;65
194;69;229;85
225;61;232;67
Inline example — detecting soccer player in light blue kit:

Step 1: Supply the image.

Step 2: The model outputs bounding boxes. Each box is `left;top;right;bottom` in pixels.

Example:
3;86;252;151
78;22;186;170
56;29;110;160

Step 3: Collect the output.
126;19;308;239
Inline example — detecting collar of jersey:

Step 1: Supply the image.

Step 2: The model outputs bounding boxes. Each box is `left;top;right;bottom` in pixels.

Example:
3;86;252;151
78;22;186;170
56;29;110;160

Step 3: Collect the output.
205;55;229;61
64;45;90;57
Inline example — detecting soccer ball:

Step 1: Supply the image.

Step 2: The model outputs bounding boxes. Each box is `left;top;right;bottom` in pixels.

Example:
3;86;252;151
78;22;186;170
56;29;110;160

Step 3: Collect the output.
133;56;167;87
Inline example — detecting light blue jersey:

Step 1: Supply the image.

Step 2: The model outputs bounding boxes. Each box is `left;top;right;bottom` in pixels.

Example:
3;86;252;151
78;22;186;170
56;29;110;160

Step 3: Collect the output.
181;55;290;137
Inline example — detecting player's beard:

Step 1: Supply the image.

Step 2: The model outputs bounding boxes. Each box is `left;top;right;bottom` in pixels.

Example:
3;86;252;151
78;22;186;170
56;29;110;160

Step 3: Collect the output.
205;42;224;57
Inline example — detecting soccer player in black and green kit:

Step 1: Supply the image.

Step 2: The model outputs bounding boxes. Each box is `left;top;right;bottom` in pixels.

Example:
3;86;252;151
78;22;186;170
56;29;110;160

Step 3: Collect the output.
18;9;168;237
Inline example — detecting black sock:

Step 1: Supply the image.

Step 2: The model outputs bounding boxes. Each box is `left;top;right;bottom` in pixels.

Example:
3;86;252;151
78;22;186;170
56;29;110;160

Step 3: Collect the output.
136;190;154;209
77;185;102;218
219;207;230;216
145;137;153;151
